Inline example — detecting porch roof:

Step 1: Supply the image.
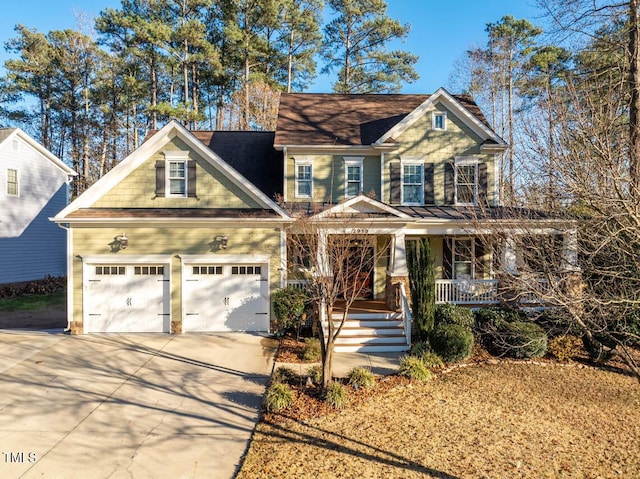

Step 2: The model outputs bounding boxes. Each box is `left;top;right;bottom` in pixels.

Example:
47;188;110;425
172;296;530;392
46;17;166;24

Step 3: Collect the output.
283;203;555;221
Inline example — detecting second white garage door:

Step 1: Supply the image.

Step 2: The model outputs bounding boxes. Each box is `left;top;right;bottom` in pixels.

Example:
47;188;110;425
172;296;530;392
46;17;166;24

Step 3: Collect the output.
182;262;269;332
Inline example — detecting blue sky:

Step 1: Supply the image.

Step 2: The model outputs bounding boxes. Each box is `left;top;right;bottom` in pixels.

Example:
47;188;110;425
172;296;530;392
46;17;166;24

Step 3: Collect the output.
0;0;541;93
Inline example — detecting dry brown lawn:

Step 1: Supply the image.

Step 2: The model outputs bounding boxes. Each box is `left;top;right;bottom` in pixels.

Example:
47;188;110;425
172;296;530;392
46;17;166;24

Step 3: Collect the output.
238;363;640;479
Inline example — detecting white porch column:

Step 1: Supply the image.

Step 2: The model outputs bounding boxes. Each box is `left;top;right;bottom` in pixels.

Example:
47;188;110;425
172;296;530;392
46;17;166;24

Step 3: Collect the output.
391;232;408;276
563;230;579;270
503;236;518;274
316;230;331;277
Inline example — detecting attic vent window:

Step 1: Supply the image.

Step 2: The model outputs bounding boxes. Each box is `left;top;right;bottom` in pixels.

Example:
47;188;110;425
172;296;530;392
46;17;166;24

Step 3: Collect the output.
156;151;196;198
432;111;447;131
11;139;19;151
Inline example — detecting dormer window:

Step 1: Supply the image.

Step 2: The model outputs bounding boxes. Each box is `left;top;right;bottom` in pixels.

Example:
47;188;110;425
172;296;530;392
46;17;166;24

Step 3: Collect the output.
295;158;313;198
344;157;363;198
432;111;447;131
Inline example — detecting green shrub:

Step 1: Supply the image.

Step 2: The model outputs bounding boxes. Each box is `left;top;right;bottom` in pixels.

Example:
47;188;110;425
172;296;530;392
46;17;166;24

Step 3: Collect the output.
272;366;297;384
430;324;474;363
307;365;322;385
534;309;580;338
347;367;375;389
398;355;433;382
272;287;309;338
435;303;475;329
324;381;349;409
548;336;583;362
410;341;431;357
474;308;510;331
492;321;548;359
420;351;445;369
302;337;322;362
265;382;295;412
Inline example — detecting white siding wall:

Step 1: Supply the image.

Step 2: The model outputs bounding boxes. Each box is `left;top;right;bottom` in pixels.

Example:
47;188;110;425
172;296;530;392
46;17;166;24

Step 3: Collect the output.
0;134;70;283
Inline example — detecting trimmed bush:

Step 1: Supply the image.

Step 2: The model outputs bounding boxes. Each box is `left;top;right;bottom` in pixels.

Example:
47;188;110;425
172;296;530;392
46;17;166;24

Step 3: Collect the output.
302;337;322;362
272;366;297;384
430;324;474;363
324;381;349;409
492;321;548;359
398;355;433;382
307;365;322;385
410;341;431;357
347;367;375;389
474;308;510;331
434;303;475;329
548;336;583;362
272;287;309;338
265;382;294;412
420;351;445;369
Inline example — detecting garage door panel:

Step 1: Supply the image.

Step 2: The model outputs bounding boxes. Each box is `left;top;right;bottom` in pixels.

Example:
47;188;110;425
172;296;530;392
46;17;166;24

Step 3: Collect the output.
85;264;169;333
183;262;269;332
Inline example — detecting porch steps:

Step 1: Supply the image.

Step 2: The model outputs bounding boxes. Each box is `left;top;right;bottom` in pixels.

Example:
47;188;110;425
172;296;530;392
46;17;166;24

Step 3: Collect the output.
324;312;410;353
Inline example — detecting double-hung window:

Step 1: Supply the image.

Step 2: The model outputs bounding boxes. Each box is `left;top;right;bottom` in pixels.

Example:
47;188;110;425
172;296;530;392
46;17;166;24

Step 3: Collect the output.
344;157;363;198
295;158;313;198
163;151;189;197
6;169;18;196
401;159;423;205
168;161;186;196
454;158;478;205
453;238;474;280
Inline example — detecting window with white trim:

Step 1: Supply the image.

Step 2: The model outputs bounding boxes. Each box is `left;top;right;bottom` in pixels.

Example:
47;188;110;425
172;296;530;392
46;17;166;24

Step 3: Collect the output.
432;111;447;131
6;169;18;196
344;157;363;198
455;158;478;205
401;159;423;205
294;159;313;198
167;160;187;196
453;238;474;280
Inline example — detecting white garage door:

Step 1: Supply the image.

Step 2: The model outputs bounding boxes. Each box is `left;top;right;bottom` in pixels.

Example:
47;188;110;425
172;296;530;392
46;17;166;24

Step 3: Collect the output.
85;264;170;333
183;263;269;332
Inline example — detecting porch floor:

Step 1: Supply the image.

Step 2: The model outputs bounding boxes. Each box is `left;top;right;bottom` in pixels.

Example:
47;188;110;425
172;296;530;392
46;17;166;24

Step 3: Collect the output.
333;299;395;314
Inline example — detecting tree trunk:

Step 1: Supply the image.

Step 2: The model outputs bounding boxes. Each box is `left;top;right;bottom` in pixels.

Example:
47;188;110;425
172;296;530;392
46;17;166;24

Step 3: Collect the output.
629;0;640;200
287;29;294;93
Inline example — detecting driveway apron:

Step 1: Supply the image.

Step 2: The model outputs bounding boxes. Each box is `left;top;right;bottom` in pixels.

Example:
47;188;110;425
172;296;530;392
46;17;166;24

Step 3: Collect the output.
0;331;276;479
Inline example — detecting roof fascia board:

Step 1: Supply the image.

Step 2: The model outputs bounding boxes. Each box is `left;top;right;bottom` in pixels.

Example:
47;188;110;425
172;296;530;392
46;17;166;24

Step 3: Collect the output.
375;88;506;146
56;121;289;220
4;128;77;176
311;195;411;219
51;217;292;226
167;121;289;218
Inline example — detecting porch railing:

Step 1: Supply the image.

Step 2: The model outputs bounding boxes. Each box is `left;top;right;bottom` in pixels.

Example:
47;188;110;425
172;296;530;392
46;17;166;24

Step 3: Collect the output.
287;279;311;291
435;279;499;305
399;282;412;346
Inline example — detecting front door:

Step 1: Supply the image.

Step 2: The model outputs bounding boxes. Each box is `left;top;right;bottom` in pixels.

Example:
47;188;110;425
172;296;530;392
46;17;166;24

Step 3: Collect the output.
345;246;374;299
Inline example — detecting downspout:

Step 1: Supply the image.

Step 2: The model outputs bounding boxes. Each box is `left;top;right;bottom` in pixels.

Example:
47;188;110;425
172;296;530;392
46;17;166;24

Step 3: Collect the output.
380;152;385;202
280;227;287;288
282;146;288;202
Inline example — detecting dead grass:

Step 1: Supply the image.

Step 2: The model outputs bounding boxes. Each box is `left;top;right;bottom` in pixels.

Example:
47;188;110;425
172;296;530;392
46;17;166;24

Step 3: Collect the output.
239;362;640;479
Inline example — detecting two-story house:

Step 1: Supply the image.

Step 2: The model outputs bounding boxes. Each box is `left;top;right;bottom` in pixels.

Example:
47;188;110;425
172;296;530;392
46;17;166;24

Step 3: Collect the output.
1;128;76;284
53;89;576;350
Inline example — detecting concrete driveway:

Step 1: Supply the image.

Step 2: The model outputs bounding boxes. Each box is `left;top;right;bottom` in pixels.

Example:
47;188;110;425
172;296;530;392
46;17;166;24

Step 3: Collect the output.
0;330;277;479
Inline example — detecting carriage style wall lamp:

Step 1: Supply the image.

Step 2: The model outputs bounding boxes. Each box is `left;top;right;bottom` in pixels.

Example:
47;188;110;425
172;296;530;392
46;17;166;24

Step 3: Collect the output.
215;234;228;249
116;233;129;250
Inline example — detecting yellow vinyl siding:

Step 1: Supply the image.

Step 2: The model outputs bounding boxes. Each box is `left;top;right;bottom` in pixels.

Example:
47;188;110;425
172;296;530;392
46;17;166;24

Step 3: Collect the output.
92;138;262;209
385;104;496;206
72;226;281;328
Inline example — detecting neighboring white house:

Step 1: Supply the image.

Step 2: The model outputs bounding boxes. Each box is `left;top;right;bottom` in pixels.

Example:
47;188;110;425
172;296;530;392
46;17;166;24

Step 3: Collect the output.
0;128;76;283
